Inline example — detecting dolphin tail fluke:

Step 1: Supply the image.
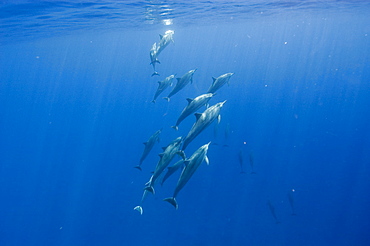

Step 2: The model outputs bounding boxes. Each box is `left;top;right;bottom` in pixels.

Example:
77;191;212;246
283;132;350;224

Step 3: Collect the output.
240;171;246;174
177;150;186;160
291;213;297;216
163;197;178;209
144;185;155;194
134;206;143;215
171;125;178;131
134;165;142;171
151;100;156;103
152;71;160;77
163;97;170;102
251;171;257;174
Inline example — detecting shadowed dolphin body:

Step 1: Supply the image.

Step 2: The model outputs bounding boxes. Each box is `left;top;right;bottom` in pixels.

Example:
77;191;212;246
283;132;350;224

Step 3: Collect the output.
171;93;214;130
164;69;197;101
161;159;185;186
207;73;234;94
182;101;226;150
152;74;175;103
164;142;211;209
135;129;162;171
144;136;185;194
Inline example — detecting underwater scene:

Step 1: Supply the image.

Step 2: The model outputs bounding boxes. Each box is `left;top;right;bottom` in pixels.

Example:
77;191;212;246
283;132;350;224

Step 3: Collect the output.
1;1;370;245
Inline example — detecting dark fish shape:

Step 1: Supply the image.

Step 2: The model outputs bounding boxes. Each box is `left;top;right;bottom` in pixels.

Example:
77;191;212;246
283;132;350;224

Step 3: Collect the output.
135;129;162;171
164;69;197;101
161;159;185;186
152;74;175;103
144;136;185;194
164;142;210;209
238;149;246;174
171;93;214;130
182;101;226;150
267;200;280;224
249;151;256;174
207;73;234;94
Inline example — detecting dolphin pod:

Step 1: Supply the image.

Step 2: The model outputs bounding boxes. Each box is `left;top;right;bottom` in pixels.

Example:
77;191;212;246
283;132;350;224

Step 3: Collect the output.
134;30;234;214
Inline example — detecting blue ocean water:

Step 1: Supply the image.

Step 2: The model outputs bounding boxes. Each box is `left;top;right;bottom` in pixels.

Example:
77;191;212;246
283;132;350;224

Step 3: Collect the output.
1;0;370;245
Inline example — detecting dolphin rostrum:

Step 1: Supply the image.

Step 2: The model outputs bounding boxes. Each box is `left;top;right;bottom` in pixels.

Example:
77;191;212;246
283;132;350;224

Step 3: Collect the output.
164;69;197;101
171;93;214;130
182;101;226;150
207;73;234;94
144;136;185;194
164;142;211;209
152;74;175;103
135;129;162;171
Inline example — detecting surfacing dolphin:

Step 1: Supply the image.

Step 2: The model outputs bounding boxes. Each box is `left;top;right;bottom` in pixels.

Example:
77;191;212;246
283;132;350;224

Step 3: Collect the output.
135;129;162;171
152;74;175;103
171;93;214;131
144;136;185;194
149;30;175;76
164;69;197;101
207;73;234;94
164;142;211;209
182;101;226;150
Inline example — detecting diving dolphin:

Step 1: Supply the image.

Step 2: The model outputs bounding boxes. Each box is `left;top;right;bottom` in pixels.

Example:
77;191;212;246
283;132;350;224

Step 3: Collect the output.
152;74;175;103
135;129;162;171
161;159;185;186
207;73;234;94
149;30;175;76
267;200;280;224
182;101;226;150
164;142;211;209
171;93;214;130
164;69;197;101
288;189;297;215
144;136;185;194
238;149;246;174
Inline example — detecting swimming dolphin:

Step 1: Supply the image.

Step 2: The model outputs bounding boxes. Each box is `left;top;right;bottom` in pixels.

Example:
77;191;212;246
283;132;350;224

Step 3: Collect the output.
164;142;211;209
238;149;246;174
144;136;185;194
152;74;175;103
156;30;174;56
150;42;160;76
164;69;197;101
207;73;234;94
182;101;226;150
161;159;185;186
149;30;174;76
171;93;214;130
249;151;256;174
135;129;162;171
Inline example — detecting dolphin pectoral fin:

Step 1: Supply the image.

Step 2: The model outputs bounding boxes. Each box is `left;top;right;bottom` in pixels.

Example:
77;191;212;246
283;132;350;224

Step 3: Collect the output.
134;165;142;171
163;197;178;209
134;206;143;215
217;115;221;124
205;155;209;165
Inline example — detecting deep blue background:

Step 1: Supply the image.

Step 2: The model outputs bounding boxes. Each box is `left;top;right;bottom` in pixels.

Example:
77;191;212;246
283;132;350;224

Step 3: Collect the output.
0;2;370;245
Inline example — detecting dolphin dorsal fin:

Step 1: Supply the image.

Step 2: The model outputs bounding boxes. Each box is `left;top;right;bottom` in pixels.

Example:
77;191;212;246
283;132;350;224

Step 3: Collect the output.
205;155;210;165
186;98;193;104
212;77;217;84
184;160;190;167
195;113;202;120
162;147;167;151
176;78;181;83
159;153;164;157
159;34;163;39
